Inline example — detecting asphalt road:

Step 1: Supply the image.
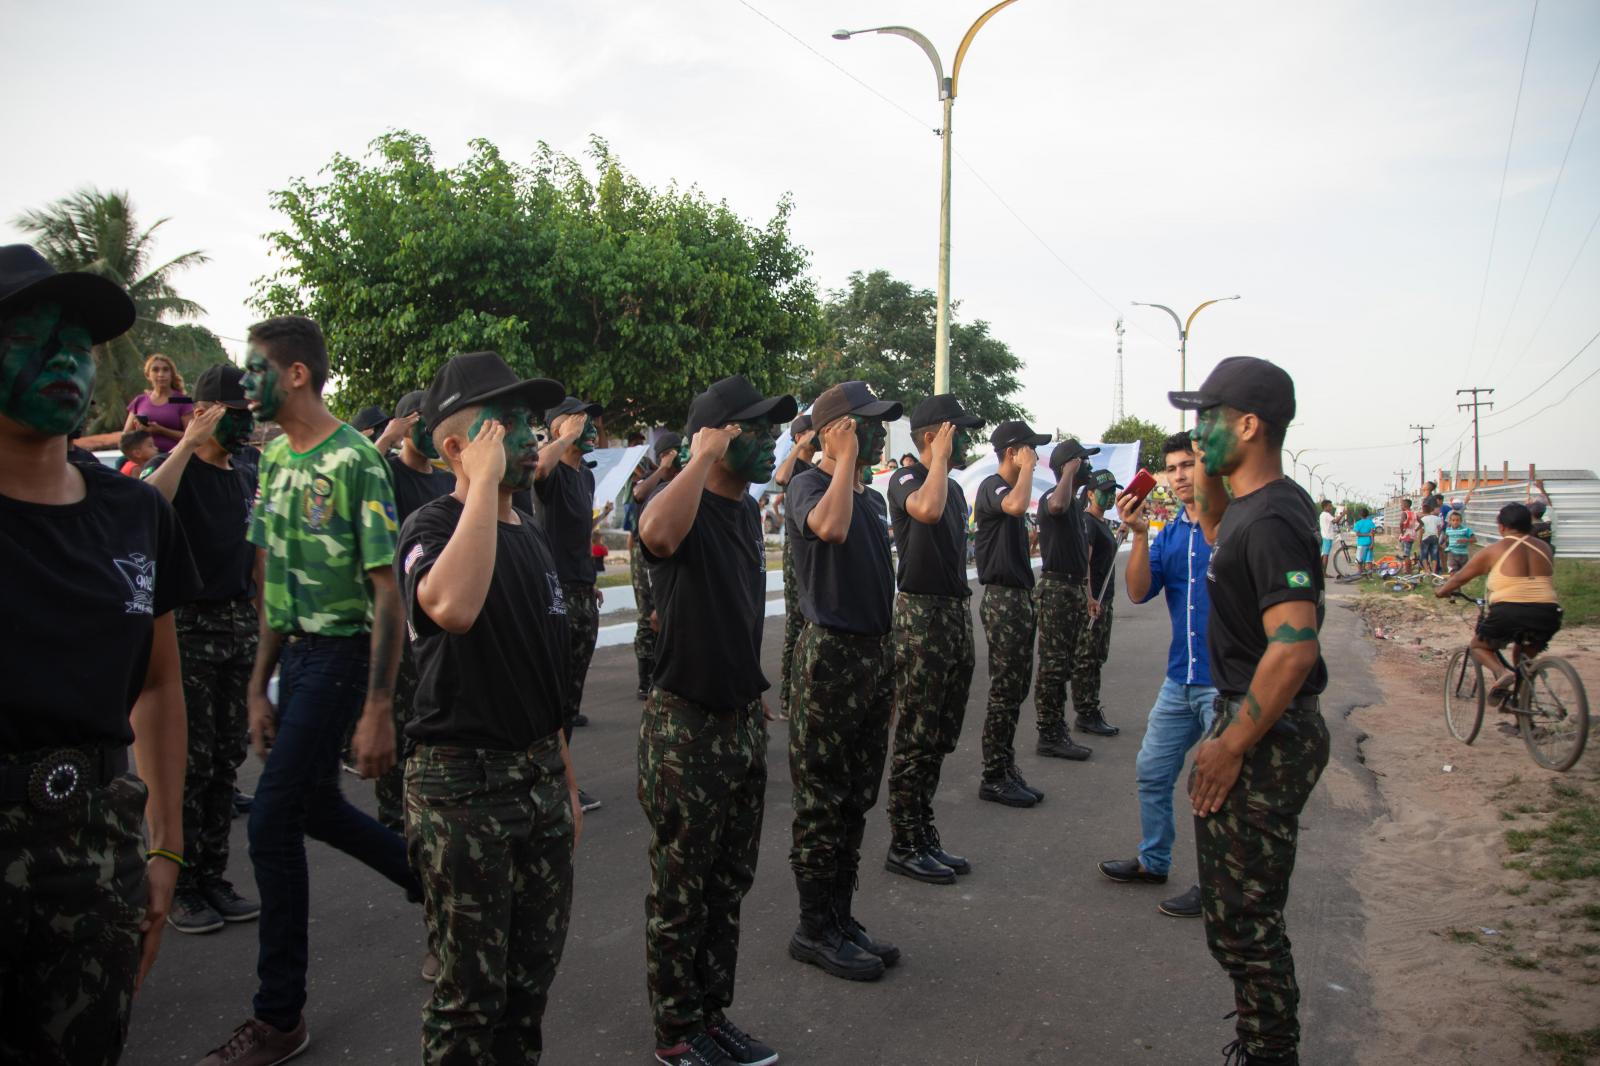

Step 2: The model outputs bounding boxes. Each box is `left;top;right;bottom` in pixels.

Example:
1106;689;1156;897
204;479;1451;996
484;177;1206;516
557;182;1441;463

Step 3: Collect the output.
125;566;1382;1065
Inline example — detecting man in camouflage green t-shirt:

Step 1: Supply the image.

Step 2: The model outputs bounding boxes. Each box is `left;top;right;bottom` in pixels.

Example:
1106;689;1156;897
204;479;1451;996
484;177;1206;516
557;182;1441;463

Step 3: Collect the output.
197;316;421;1066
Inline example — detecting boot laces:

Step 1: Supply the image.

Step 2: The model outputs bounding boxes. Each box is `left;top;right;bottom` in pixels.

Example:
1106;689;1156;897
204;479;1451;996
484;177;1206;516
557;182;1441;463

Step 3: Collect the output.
709;1016;755;1051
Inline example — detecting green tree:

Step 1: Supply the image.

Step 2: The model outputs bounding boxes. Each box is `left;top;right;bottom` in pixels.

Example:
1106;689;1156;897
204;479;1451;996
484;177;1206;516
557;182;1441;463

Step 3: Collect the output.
1101;414;1171;472
796;269;1028;426
254;132;822;428
14;189;217;431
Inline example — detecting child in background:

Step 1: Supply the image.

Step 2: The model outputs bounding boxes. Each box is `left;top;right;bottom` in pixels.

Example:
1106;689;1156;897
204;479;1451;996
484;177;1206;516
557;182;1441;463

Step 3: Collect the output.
1397;498;1417;570
1444;510;1475;573
118;428;157;476
1418;501;1443;574
1352;506;1377;574
591;526;610;576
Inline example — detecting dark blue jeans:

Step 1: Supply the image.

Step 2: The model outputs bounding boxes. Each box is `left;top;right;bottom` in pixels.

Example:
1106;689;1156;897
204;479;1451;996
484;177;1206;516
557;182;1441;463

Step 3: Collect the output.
249;635;418;1029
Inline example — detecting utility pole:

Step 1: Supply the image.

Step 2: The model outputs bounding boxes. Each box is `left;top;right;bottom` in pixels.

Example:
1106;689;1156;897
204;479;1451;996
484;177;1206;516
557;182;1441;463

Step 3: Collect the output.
1392;469;1408;498
1112;317;1125;423
1409;424;1434;492
1456;388;1494;490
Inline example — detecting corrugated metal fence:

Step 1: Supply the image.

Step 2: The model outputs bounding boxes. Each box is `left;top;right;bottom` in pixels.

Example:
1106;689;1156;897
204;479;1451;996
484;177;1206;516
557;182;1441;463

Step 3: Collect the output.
1459;473;1600;559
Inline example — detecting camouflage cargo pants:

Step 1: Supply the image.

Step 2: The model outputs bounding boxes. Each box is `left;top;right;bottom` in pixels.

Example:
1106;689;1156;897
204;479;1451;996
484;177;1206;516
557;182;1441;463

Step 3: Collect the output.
0;772;148;1066
1033;576;1088;732
375;644;421;832
406;739;574;1066
886;592;975;841
980;584;1036;779
631;539;657;664
1195;697;1331;1061
637;689;767;1047
1070;598;1114;716
779;536;803;715
788;623;894;883
561;580;600;732
176;598;257;886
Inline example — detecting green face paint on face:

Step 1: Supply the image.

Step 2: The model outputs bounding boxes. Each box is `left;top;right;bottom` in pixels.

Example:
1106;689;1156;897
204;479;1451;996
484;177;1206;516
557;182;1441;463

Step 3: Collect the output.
1094;487;1117;510
410;415;438;460
214;408;254;451
727;418;779;483
241;348;285;424
850;415;886;471
0;303;97;437
1195;406;1238;477
471;403;539;491
578;416;599;454
951;429;973;470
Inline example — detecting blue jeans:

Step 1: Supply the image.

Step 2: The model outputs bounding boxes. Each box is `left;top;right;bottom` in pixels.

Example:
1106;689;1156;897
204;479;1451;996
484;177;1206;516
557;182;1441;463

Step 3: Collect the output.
249;635;419;1029
1136;678;1218;877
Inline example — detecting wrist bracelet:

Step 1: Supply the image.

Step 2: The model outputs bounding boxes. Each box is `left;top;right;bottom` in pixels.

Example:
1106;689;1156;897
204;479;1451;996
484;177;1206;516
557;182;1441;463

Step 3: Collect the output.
147;848;187;868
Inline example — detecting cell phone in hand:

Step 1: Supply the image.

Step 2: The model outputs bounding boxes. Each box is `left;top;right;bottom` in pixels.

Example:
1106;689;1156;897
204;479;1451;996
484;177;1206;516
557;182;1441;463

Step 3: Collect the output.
1125;468;1158;507
136;414;151;426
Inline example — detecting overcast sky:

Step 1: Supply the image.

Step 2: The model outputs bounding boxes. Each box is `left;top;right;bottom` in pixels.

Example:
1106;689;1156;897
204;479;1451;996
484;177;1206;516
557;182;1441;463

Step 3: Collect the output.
4;0;1597;499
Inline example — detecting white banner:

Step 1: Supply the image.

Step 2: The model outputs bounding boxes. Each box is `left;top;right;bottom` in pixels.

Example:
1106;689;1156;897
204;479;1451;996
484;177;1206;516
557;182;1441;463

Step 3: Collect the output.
590;445;648;515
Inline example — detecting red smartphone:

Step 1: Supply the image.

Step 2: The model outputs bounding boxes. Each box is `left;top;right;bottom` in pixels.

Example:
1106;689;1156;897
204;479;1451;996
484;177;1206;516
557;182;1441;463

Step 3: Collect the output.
1125;468;1158;507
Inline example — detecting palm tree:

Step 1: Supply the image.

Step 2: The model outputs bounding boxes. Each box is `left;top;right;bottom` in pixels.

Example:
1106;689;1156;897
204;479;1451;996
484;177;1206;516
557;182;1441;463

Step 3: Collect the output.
14;189;215;431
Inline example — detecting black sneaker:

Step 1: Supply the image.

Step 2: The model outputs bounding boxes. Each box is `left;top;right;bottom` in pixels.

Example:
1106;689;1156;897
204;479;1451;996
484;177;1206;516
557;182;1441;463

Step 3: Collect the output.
1160;884;1203;918
979;775;1038;808
1007;765;1044;802
656;1031;736;1066
232;788;253;817
1037;729;1092;760
1097;858;1168;885
202;878;261;922
707;1016;779;1066
168;887;225;934
572;713;590;727
579;788;603;812
884;845;956;885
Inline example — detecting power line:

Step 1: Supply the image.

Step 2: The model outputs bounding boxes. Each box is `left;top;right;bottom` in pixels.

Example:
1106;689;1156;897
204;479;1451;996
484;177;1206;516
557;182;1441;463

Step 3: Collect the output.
1482;47;1600;383
1503;200;1600;374
1488;325;1600;418
1482;361;1600;437
1464;0;1540;379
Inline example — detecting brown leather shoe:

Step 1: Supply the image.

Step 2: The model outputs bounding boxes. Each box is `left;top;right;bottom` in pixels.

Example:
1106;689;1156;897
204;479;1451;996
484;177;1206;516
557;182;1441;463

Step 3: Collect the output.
195;1017;309;1066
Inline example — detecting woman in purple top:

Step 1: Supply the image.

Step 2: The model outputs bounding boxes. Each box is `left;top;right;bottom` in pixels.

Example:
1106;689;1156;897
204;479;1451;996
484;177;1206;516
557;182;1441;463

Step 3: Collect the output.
122;352;193;452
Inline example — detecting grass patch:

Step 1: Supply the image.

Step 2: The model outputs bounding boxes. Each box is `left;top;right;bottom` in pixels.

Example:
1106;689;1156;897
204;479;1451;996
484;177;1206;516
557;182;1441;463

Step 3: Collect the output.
1510;982;1553;1009
1579;903;1600;932
1507;883;1532;897
1502;780;1600;883
1553;558;1600;626
1532;1026;1600;1066
1506;953;1541;970
1447;927;1482;944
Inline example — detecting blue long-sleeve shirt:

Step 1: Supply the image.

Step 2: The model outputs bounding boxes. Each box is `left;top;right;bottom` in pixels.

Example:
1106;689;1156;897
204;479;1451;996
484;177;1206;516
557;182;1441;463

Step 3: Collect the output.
1134;507;1214;688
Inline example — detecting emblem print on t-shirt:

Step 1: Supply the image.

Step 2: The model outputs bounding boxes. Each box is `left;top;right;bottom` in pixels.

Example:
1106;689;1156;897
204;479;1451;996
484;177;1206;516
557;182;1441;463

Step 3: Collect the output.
304;475;334;529
546;573;568;616
113;553;157;615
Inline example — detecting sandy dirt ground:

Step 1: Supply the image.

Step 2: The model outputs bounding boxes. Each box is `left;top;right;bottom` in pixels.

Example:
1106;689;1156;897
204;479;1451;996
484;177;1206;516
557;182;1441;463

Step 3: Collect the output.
1348;589;1600;1064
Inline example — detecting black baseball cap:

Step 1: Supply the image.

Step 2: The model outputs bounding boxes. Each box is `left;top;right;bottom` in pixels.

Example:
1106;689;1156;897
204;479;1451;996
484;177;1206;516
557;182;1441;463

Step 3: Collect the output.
909;394;983;431
1169;356;1296;428
0;244;135;344
351;406;390;433
990;419;1051;450
394;390;427;419
1049;438;1099;475
790;412;813;437
423;351;565;427
194;364;249;408
686;374;798;434
809;381;902;429
1090;468;1121;492
545;395;603;424
652;431;683;459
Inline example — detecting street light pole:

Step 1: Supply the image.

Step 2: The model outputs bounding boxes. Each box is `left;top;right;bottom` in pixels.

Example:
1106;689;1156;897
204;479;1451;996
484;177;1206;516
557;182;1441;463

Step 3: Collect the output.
835;0;1020;395
1132;295;1242;430
1307;462;1327;499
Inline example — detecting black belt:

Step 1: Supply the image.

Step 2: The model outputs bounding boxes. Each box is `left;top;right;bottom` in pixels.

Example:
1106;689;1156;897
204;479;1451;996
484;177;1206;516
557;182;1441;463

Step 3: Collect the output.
0;746;129;810
1217;694;1321;714
284;632;367;645
1039;572;1085;583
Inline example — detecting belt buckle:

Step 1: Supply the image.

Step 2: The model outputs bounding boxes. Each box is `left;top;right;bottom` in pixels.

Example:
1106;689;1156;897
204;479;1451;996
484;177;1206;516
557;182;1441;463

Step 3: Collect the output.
27;748;91;811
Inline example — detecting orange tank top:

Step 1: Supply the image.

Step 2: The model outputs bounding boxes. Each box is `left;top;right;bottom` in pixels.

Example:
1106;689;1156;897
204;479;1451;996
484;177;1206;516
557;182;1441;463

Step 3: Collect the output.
1486;536;1558;605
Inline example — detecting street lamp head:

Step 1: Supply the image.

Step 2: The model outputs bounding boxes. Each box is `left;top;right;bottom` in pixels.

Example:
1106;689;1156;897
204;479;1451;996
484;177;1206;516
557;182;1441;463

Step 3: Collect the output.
831;29;854;40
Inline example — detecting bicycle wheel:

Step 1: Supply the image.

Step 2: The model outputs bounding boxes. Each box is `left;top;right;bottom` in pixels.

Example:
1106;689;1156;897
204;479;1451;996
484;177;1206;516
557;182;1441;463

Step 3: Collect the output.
1444;648;1484;744
1332;545;1355;580
1519;657;1590;772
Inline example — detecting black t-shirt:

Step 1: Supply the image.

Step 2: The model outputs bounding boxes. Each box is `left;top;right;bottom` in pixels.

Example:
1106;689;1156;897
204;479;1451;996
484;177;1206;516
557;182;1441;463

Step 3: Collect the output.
534;461;597;585
886;463;970;598
1;461;200;750
387;454;456;526
643;487;769;709
786;465;894;636
1036;491;1088;579
146;453;257;602
1205;478;1328;698
398;495;570;749
1085;512;1117;599
974;473;1034;590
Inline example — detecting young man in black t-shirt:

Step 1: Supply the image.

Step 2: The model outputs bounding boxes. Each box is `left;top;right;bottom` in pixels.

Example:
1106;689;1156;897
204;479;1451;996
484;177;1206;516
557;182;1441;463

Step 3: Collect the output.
637;374;795;1066
1072;470;1122;736
774;412;817;719
399;352;577;1064
1170;357;1331;1066
628;432;683;701
974;420;1053;808
535;395;605;812
1033;439;1099;760
784;380;903;984
0;244;200;1066
143;363;263;934
884;394;983;885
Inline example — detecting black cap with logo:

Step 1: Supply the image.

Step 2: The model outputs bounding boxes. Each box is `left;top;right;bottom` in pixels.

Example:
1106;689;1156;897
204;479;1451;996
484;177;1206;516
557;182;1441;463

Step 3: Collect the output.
545;395;603;425
990;419;1052;451
808;381;902;430
0;244;135;344
908;394;983;431
194;364;250;408
422;351;565;428
686;374;798;434
1048;438;1099;475
1169;356;1296;428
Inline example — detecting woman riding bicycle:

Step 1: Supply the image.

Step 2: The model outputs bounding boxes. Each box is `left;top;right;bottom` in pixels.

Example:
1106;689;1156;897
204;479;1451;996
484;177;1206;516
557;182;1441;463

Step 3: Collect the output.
1435;501;1561;706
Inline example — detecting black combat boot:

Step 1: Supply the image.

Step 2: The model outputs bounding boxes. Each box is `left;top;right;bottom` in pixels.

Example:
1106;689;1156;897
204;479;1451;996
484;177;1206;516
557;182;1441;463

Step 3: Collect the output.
979;772;1038;808
1075;708;1120;736
833;869;900;967
1007;764;1044;802
920;823;970;875
788;876;885;981
637;656;653;701
1037;724;1092;760
884;829;956;885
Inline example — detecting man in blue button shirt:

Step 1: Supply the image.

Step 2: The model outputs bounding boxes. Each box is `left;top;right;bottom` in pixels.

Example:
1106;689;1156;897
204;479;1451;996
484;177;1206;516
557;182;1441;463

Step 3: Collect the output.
1096;432;1217;918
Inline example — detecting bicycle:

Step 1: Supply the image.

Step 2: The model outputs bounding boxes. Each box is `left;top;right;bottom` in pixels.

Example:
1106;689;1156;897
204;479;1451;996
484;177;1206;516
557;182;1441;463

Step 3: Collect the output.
1443;593;1590;771
1328;528;1362;582
1387;569;1446;593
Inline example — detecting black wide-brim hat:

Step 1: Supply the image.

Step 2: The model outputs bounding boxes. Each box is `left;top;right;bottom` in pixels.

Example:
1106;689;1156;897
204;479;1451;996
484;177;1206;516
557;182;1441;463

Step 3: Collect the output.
0;244;136;344
424;351;565;427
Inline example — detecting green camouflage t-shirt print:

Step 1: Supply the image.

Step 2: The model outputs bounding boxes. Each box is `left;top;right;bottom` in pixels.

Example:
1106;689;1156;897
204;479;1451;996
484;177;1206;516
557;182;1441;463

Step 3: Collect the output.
249;423;399;635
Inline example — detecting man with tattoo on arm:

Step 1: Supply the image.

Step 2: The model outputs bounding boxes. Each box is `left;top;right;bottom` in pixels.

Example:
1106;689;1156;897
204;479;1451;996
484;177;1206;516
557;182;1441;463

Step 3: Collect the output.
1170;358;1330;1066
197;316;420;1066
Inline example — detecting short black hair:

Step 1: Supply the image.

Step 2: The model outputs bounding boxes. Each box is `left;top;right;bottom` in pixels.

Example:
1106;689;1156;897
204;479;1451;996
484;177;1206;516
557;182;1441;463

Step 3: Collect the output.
1260;418;1287;450
248;315;329;393
120;429;152;451
1498;502;1532;533
1161;431;1193;459
1402;498;1412;508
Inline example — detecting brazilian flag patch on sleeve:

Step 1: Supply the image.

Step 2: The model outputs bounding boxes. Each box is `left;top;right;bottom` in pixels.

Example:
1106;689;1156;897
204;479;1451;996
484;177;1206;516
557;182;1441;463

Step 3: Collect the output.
1287;571;1311;588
